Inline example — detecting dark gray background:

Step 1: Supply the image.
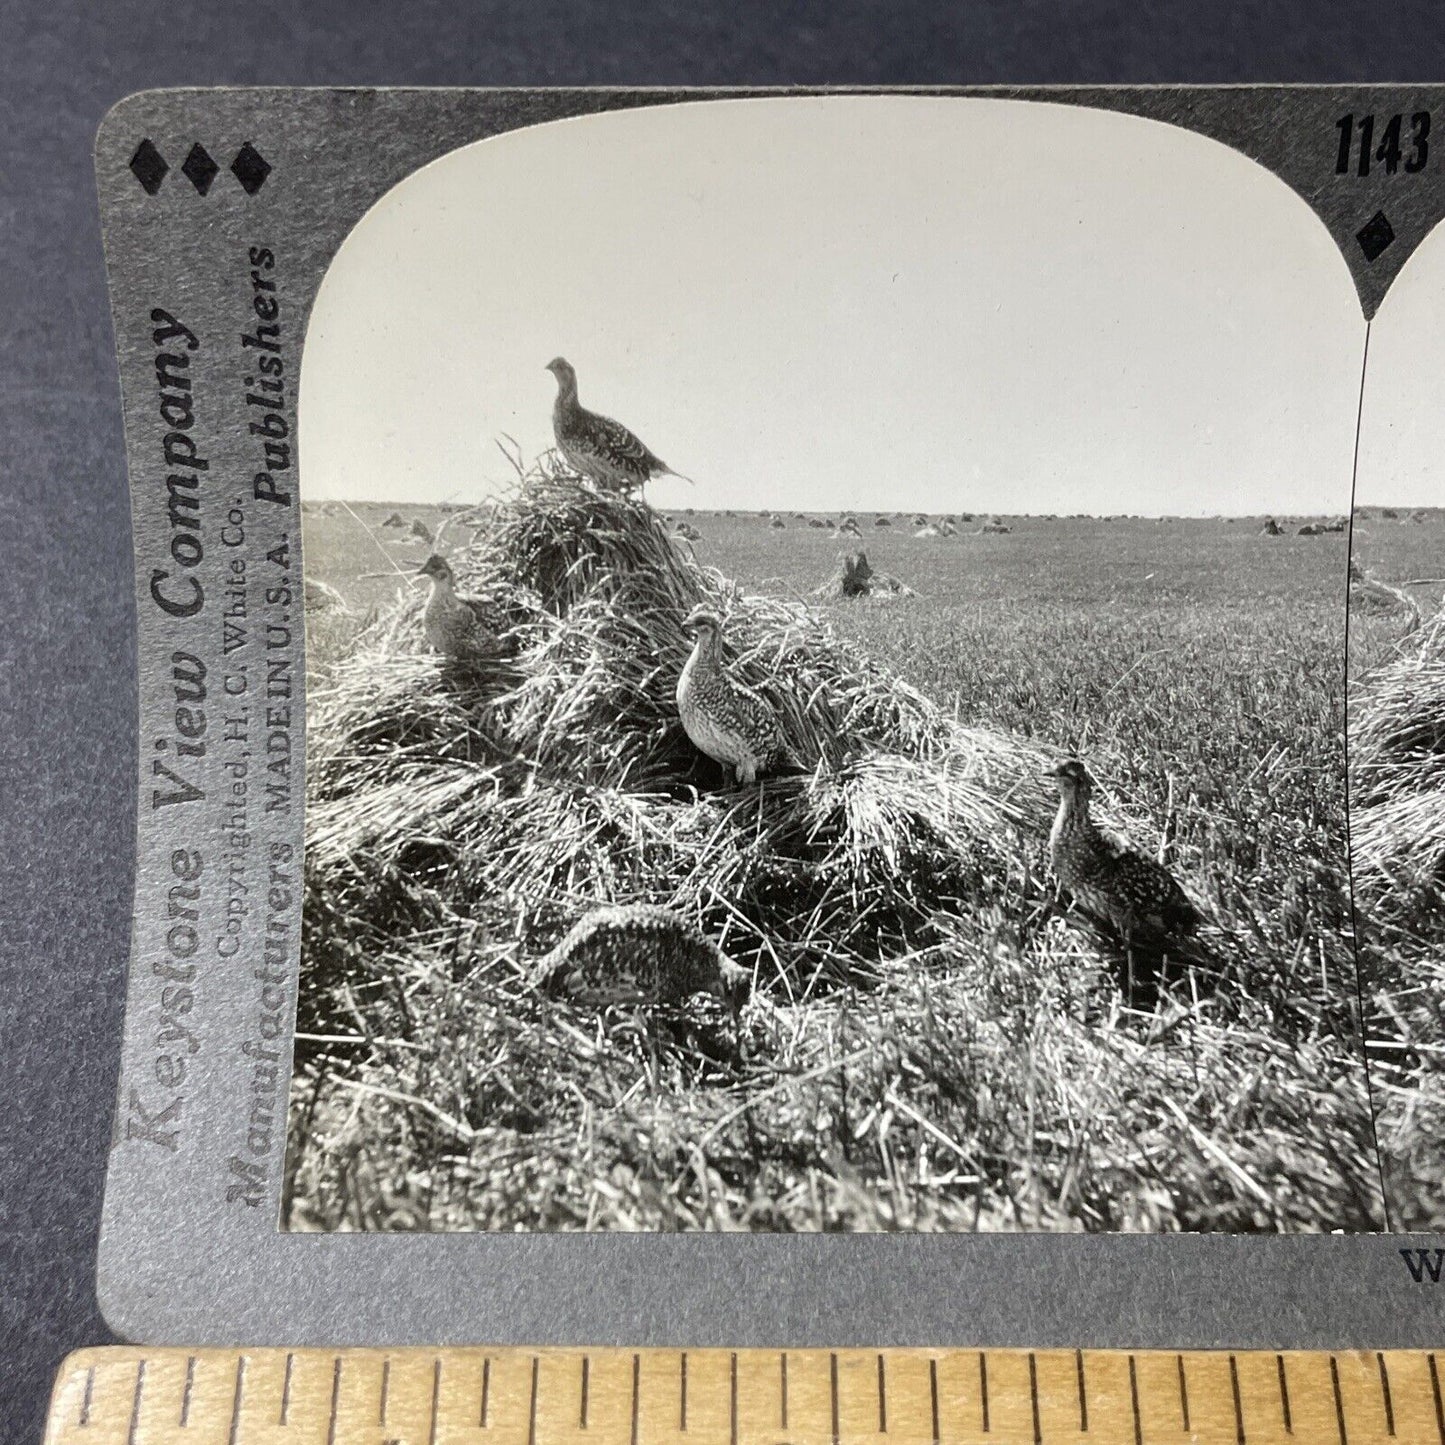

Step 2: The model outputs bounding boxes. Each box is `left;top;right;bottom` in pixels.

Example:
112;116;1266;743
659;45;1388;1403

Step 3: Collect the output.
5;4;1445;1443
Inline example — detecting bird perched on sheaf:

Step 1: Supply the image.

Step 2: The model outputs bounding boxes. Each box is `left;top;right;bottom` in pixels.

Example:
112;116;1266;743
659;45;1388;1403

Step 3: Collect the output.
534;904;750;1011
416;553;505;660
545;357;693;497
1044;759;1204;998
677;605;791;786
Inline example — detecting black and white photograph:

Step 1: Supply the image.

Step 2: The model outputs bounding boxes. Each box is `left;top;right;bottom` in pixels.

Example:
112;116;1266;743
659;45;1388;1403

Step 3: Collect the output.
284;97;1376;1234
1348;222;1445;1235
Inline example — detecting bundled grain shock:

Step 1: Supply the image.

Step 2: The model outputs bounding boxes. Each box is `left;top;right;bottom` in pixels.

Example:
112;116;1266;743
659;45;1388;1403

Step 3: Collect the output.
303;477;1068;1011
1352;601;1445;912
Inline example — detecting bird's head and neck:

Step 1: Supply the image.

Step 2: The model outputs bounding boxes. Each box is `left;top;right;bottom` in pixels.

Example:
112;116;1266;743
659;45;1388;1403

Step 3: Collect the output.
418;553;456;594
1044;758;1094;825
546;356;579;409
682;605;724;660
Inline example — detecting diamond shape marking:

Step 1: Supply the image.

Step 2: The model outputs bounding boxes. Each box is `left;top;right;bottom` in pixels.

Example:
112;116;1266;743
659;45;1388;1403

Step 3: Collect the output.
1356;210;1396;263
129;140;167;195
231;143;271;195
181;143;220;195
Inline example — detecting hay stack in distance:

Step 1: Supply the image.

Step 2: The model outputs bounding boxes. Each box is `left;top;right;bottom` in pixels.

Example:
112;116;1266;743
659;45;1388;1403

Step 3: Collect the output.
812;549;914;601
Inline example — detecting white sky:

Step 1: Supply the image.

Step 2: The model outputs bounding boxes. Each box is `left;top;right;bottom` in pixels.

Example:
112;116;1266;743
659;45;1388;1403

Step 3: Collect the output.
1357;220;1445;508
300;95;1375;517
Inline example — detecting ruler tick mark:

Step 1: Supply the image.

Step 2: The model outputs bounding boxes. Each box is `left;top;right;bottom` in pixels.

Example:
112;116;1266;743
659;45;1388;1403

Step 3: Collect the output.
381;1358;391;1426
1027;1354;1041;1445
1277;1355;1292;1433
1331;1356;1348;1445
79;1365;95;1428
127;1361;146;1445
1378;1353;1395;1436
780;1352;788;1430
1430;1355;1445;1444
280;1353;295;1426
529;1357;541;1445
326;1358;343;1445
1229;1354;1245;1444
928;1358;940;1445
1075;1348;1088;1433
680;1351;688;1431
1176;1354;1190;1433
228;1356;247;1445
731;1353;739;1445
830;1353;840;1445
979;1353;990;1434
630;1355;640;1445
429;1359;442;1445
481;1358;491;1428
1128;1356;1142;1445
581;1355;590;1429
878;1353;888;1434
180;1356;196;1428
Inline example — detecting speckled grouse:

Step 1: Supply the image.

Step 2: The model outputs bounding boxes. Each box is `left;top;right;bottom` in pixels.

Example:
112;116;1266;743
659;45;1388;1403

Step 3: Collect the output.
676;606;788;786
535;904;750;1009
546;357;692;496
417;554;503;660
1044;760;1201;997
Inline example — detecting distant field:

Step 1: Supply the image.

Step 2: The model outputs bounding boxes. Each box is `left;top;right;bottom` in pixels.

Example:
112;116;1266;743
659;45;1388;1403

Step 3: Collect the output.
1348;508;1445;673
304;501;1350;759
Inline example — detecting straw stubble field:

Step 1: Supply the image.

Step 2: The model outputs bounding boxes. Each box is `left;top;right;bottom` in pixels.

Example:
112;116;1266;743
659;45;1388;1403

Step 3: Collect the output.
1346;510;1445;1231
288;491;1380;1234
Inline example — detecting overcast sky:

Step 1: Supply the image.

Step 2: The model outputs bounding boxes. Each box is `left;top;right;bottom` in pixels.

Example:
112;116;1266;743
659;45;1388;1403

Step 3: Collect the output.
300;95;1377;517
1357;220;1445;508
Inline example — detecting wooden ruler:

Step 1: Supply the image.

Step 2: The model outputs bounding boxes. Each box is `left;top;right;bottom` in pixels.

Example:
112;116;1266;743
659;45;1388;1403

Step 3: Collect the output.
43;1347;1445;1445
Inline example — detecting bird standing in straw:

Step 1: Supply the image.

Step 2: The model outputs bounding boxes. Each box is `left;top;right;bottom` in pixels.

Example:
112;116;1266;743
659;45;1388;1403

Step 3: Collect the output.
535;904;750;1013
546;357;693;497
1043;759;1203;1000
677;605;790;786
416;553;504;661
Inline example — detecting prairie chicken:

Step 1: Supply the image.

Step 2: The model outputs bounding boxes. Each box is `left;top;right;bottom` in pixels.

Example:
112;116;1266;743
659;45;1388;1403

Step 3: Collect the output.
417;554;504;660
546;357;692;496
677;606;788;786
1044;759;1201;994
535;904;750;1010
